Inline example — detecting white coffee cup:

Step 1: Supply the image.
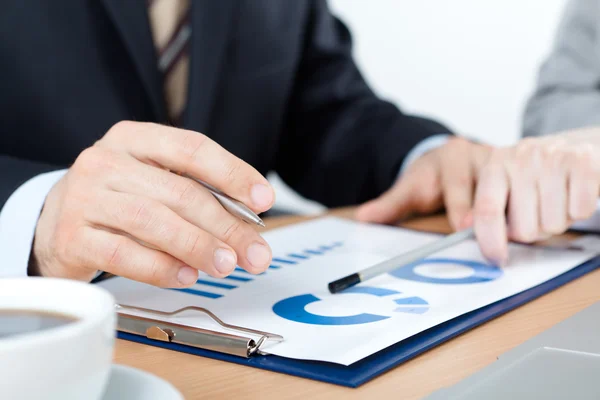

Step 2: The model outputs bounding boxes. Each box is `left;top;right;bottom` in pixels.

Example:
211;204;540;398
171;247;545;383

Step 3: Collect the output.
0;277;116;400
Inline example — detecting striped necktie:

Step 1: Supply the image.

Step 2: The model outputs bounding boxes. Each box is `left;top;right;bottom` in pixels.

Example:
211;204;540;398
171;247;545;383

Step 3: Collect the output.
147;0;191;126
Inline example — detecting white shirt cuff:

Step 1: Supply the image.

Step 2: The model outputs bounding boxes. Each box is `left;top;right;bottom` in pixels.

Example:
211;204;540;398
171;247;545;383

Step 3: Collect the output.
399;134;450;176
0;169;67;277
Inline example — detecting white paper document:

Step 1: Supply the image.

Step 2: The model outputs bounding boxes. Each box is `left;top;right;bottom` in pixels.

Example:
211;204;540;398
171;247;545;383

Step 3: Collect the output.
99;217;596;366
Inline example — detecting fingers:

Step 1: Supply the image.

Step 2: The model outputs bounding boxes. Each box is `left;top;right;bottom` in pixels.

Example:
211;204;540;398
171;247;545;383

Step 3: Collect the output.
568;146;599;221
107;160;272;273
538;149;568;235
474;139;600;267
536;144;598;235
506;145;541;243
101;121;275;213
355;181;416;224
77;226;197;288
440;139;475;230
355;162;442;224
86;191;239;278
473;151;510;266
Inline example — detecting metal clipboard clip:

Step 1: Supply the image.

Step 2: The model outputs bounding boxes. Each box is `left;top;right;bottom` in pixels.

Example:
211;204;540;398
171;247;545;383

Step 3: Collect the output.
115;304;284;358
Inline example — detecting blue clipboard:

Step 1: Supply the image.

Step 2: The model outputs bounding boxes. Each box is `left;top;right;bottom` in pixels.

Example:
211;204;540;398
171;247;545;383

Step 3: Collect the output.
116;255;600;388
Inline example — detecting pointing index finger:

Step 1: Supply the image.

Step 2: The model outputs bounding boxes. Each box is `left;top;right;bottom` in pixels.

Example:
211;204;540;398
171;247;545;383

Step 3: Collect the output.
473;154;510;266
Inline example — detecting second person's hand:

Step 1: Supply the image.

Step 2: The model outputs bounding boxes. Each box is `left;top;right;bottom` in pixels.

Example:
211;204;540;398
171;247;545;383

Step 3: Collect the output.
356;137;492;231
474;129;600;265
31;121;275;287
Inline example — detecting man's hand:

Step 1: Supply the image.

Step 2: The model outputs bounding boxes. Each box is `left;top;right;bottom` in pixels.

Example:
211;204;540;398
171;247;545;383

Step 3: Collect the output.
356;137;492;231
32;121;275;287
473;128;600;265
357;130;600;267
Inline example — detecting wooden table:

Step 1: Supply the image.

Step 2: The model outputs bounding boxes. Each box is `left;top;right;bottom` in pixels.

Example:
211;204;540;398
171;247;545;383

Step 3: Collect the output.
113;209;600;399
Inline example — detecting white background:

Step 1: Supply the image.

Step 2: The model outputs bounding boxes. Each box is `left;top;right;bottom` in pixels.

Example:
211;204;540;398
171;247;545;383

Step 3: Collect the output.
270;0;569;213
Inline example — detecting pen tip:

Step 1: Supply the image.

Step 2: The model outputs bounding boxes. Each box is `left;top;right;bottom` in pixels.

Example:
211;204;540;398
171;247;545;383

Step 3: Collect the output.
328;273;361;294
258;220;266;228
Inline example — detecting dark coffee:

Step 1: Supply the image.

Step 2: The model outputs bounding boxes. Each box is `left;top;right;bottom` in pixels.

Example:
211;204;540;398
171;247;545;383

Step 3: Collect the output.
0;309;78;338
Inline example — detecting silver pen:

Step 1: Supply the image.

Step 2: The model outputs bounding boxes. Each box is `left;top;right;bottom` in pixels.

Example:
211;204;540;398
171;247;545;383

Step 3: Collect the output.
184;174;266;227
328;228;475;293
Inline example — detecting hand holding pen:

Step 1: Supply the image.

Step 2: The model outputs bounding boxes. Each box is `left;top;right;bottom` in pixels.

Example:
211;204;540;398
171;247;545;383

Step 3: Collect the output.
29;122;274;287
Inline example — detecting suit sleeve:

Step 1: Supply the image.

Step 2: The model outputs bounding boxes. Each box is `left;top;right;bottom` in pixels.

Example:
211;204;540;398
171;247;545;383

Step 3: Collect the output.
0;155;66;277
275;0;452;208
523;0;600;137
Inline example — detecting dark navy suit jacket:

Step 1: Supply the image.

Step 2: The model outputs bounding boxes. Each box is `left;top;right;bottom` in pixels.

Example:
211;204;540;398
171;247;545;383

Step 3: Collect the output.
0;0;449;210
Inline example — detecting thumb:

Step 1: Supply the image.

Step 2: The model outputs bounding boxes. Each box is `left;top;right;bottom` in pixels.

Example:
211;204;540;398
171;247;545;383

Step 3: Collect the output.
356;177;417;224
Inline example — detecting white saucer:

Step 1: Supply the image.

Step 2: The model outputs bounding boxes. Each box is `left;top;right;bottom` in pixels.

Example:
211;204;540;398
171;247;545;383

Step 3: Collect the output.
102;364;183;400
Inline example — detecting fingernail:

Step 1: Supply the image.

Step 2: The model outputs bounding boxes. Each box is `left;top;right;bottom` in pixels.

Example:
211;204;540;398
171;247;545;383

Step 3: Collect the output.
489;256;507;267
177;266;198;286
251;184;274;210
246;242;271;269
214;248;236;274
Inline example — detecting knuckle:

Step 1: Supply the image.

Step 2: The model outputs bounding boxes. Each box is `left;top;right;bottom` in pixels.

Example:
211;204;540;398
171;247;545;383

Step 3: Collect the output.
563;149;581;167
548;149;568;170
573;144;596;170
220;220;244;243
75;147;107;173
515;157;529;171
184;232;205;257
146;256;164;285
516;144;539;168
540;137;566;156
515;138;536;155
101;236;128;268
223;159;243;187
104;120;136;141
488;148;508;165
74;146;121;177
179;132;208;169
541;139;561;156
128;200;155;230
171;179;199;210
475;163;492;181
